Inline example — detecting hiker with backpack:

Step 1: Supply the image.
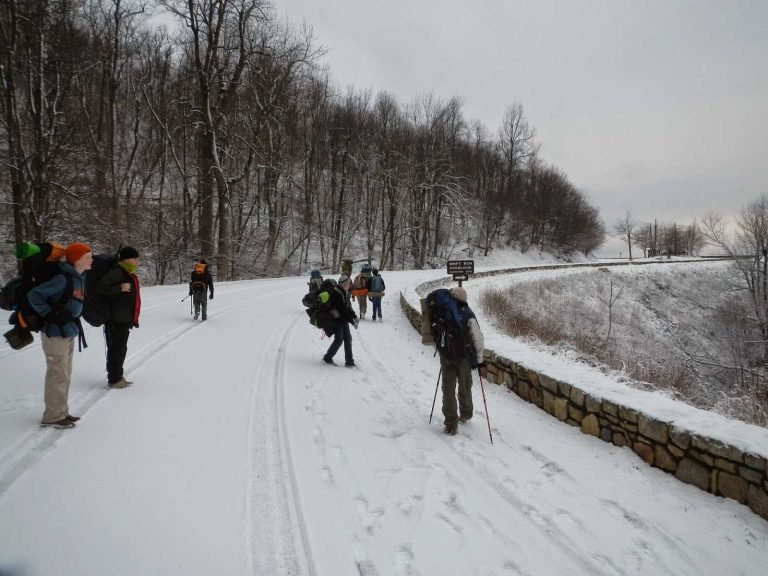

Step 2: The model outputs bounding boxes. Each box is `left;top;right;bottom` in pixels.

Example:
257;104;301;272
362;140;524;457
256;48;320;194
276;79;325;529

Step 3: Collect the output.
302;270;323;311
367;268;386;321
26;242;92;429
319;275;358;366
427;287;485;435
189;259;214;321
2;242;68;350
351;264;372;319
95;246;141;389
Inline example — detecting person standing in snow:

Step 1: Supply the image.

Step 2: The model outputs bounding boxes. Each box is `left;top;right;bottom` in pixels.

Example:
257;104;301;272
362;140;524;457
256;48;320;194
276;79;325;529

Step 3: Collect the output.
96;246;141;389
321;274;358;367
189;259;214;321
27;242;93;429
367;268;386;321
439;287;484;435
351;264;372;319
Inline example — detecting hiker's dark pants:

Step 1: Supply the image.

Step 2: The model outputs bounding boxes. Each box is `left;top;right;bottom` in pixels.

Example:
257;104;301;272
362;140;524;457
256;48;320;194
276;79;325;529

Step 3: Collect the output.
105;322;131;384
326;322;353;363
371;296;382;319
193;288;207;319
440;354;473;430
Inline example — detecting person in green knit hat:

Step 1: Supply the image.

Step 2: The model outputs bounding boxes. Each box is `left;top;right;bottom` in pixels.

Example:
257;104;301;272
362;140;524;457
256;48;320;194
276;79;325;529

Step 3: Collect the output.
14;242;41;260
95;246;141;389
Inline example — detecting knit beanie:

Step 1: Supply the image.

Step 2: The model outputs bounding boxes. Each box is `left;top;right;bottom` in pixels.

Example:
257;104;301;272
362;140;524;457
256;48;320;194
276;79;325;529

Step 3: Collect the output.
119;246;139;260
310;269;322;279
450;287;468;303
65;242;92;264
338;274;351;288
14;242;41;260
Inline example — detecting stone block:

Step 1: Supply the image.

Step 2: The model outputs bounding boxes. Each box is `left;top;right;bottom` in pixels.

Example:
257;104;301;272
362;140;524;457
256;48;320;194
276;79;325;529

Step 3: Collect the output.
528;371;541;388
557;380;572;398
529;387;543;408
622;422;638;434
691;436;743;463
602;399;619;416
676;458;711;491
738;466;764;485
669;427;691;450
554;397;569;421
581;414;600;437
542;390;555;415
691;449;714;468
717;472;749;504
714;458;737;474
517;380;530;402
585;394;602;414
743;453;766;471
747;485;768;521
570;387;586;407
600;427;612;443
539;373;559;394
604;413;619;425
634;442;655;465
668;444;684;459
565;419;580;427
619;406;639;423
568;405;585;423
638;415;669;444
612;432;627;448
654;445;678;472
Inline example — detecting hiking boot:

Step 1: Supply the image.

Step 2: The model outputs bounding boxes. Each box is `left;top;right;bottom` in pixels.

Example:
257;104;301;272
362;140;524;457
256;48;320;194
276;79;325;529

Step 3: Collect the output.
344;360;356;367
459;415;472;423
322;356;336;365
41;418;75;429
201;316;207;321
443;425;458;436
108;379;132;389
194;313;199;320
65;414;81;422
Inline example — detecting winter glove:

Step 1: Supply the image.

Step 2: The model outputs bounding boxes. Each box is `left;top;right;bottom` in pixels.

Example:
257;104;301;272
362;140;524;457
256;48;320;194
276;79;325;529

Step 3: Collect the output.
352;319;359;330
209;293;214;300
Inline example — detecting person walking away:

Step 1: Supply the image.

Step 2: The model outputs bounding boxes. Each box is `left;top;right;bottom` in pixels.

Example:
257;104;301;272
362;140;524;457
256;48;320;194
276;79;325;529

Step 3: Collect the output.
438;287;484;435
96;246;141;389
351;268;371;319
302;270;323;309
189;259;214;321
27;242;92;428
368;268;386;321
320;275;358;366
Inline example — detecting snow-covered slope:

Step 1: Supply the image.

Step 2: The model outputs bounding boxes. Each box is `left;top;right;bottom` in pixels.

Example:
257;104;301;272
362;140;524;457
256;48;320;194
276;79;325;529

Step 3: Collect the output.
0;267;766;575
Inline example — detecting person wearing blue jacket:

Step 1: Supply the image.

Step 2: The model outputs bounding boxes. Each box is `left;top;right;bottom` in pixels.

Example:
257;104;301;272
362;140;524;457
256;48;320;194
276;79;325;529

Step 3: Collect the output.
27;242;92;429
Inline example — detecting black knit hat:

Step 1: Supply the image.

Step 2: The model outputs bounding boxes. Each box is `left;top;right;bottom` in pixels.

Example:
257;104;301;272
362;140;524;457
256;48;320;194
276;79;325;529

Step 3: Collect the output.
119;246;139;260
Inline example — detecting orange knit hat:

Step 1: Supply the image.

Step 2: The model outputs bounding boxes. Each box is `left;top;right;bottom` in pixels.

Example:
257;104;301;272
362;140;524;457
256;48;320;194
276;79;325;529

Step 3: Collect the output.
65;242;92;264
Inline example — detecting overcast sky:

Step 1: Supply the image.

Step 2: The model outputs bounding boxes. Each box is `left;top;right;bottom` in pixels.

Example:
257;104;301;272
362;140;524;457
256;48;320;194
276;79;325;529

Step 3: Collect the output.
277;0;768;254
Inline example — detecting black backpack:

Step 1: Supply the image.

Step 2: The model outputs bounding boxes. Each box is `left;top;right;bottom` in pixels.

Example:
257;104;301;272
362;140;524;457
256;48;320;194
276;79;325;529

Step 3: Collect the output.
82;251;119;327
425;288;476;363
2;243;67;331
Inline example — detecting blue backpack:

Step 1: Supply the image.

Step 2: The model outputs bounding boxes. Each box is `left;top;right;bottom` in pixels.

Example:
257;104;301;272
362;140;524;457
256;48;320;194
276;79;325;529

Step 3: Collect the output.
425;289;477;364
370;275;384;292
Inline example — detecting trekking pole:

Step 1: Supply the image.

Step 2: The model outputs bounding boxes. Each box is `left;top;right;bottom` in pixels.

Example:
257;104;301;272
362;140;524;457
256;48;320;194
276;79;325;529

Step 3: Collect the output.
478;371;493;444
181;294;190;302
429;368;442;424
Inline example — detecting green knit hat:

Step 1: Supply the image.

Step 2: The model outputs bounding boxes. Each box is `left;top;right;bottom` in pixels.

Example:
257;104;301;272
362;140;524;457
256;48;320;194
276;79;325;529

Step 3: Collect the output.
14;242;41;260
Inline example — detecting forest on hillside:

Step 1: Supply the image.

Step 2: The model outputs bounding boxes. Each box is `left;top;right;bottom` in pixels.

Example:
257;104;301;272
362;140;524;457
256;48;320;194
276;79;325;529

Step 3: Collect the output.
0;0;605;283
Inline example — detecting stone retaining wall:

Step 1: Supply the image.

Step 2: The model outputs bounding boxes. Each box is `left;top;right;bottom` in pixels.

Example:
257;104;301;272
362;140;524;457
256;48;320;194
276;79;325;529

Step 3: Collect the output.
400;265;768;521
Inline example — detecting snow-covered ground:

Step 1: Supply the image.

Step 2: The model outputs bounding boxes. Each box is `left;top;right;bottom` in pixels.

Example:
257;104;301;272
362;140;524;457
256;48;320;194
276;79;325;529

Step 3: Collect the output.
1;261;767;576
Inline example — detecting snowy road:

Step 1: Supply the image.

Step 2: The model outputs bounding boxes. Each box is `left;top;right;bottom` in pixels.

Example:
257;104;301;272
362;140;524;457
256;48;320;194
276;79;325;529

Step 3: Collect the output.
1;269;766;575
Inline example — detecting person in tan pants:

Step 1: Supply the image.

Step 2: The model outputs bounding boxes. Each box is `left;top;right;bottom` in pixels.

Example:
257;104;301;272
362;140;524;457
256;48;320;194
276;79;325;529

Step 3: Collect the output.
27;242;92;429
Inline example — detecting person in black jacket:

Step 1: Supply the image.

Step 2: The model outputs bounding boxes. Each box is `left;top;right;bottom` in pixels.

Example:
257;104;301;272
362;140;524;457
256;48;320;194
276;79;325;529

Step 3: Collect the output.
189;259;214;321
321;275;358;367
96;246;141;389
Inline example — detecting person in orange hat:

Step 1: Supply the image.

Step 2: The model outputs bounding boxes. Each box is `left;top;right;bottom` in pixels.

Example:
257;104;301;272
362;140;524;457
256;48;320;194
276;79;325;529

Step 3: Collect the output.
27;242;93;429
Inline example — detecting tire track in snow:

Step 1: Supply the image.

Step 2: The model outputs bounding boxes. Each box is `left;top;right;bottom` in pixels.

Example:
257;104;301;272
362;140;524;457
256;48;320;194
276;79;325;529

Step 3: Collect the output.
245;312;316;576
0;285;279;498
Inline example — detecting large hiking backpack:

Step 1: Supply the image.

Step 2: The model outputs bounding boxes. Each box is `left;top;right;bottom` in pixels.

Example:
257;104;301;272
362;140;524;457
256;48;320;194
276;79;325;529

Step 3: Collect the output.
2;242;66;329
82;252;119;327
306;279;337;335
425;288;472;361
191;263;207;290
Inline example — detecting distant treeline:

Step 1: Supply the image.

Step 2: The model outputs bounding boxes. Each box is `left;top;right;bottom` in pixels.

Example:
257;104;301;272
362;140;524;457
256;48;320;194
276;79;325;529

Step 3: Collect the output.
0;0;605;282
